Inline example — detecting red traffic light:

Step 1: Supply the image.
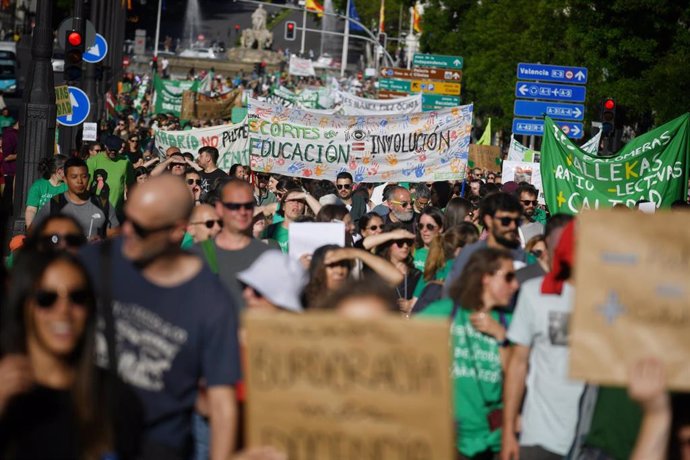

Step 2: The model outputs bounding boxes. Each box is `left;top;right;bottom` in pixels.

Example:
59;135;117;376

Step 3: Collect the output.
235;24;240;31
287;23;294;31
604;98;615;110
67;31;82;47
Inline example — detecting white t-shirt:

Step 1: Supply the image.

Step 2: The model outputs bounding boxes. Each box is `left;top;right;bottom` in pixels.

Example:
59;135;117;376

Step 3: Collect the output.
507;277;585;455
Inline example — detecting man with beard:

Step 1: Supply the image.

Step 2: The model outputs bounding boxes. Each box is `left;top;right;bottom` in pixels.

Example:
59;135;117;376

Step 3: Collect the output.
442;192;526;296
516;183;545;244
383;185;417;232
334;172;367;224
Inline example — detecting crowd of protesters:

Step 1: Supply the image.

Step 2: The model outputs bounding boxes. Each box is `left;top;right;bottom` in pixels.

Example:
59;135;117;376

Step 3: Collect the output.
0;71;689;460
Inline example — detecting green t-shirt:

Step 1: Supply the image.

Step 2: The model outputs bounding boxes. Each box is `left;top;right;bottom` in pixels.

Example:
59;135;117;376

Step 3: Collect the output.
413;247;429;272
413;259;454;298
0;115;14;129
418;298;507;456
263;224;289;253
86;153;134;212
26;178;67;209
584;387;642;460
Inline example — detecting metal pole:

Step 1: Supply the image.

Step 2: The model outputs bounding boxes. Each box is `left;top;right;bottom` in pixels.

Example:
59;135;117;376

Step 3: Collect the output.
340;0;350;77
300;7;307;55
154;0;163;58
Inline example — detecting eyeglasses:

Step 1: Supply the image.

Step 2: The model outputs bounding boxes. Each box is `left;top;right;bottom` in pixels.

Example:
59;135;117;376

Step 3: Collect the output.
521;200;538;206
190;219;223;229
496;216;523;227
222;201;255;211
394;239;414;248
419;223;438;231
126;216;177;239
531;249;543;258
34;288;91;309
186;179;202;186
336;183;352;190
129;139;139;143
40;233;87;249
366;225;381;231
415;200;430;208
390;200;412;208
503;272;517;283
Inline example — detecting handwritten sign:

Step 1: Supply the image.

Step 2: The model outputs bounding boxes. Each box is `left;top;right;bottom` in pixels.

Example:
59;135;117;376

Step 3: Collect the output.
468;145;501;173
55;85;72;118
244;314;455;460
570;210;690;391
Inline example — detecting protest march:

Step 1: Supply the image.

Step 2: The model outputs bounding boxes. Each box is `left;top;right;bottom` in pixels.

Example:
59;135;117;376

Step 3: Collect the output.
1;2;689;460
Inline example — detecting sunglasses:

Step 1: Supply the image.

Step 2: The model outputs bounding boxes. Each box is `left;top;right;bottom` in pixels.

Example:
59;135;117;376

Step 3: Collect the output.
366;225;381;231
390;200;412;208
129;139;139;143
521;200;538;206
496;216;523;227
502;272;517;283
186;178;202;186
34;288;91;309
126;217;176;239
191;219;223;229
419;223;438;231
531;249;543;258
222;201;255;211
394;239;414;248
40;233;86;248
336;183;352;190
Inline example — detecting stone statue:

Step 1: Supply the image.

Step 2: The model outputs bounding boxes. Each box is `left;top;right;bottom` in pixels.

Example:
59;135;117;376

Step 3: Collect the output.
252;5;267;31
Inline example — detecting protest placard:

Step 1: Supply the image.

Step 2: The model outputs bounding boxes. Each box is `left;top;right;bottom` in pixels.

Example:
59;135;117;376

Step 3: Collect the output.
541;114;690;214
244;314;455;460
154;122;249;170
570;210;690;391
55;85;72;118
289;55;316;77
152;74;200;117
338;91;422;115
248;99;473;182
468;145;501;173
288;222;345;260
180;89;242;121
501;160;545;204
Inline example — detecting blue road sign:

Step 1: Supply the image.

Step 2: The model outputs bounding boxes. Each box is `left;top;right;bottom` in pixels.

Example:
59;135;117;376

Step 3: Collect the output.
514;100;584;121
515;81;586;103
512;118;584;139
57;87;90;126
517;63;588;84
83;33;108;64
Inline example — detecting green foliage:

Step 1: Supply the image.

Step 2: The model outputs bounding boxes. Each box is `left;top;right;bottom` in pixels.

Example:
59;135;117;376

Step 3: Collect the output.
421;0;690;135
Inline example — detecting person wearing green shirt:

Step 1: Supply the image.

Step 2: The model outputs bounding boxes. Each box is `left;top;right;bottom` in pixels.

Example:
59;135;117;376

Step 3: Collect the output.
0;107;14;129
25;154;68;228
418;248;519;459
413;207;444;271
86;135;134;215
262;189;321;253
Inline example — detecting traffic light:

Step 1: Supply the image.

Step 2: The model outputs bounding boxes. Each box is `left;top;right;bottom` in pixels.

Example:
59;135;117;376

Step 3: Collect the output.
285;21;296;41
601;97;616;137
64;29;84;82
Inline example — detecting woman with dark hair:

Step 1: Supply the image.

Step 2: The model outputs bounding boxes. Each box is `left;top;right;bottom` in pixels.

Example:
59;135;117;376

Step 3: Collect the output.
302;244;402;309
133;166;149;184
413;207;444;271
355;212;384;249
0;250;142;459
316;204;355;237
418;248;519;460
444;197;474;230
24;154;68;228
24;214;87;255
229;163;248;181
262;188;321;253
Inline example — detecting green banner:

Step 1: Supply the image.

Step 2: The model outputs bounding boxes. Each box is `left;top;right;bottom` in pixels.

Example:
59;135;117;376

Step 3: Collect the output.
153;75;199;117
541;114;690;214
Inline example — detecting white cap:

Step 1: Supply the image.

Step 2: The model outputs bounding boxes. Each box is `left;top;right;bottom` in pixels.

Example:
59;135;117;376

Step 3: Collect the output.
237;250;306;312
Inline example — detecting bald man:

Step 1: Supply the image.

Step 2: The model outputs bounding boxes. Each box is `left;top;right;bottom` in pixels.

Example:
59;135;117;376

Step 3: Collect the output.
80;175;241;460
187;204;222;244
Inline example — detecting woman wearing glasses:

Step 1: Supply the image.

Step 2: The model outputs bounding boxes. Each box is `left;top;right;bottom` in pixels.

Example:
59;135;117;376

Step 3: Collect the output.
413;207;444;272
418;248;519;460
0;250;142;459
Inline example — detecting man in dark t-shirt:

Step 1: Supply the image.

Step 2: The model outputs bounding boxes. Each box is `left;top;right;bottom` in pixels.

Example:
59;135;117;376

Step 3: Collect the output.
197;145;228;195
80;176;241;460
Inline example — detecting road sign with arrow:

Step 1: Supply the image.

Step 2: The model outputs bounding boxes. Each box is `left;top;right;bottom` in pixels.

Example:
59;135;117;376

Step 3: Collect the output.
57;86;91;127
514;100;584;121
514;81;586;103
83;33;108;64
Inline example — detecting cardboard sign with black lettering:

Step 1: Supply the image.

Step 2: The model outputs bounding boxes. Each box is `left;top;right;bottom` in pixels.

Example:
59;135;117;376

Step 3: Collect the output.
570;210;690;390
244;314;454;460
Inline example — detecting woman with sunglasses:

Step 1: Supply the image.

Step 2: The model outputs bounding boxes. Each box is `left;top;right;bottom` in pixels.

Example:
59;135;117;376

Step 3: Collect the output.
418;248;518;460
24;214;87;255
185;171;203;204
413;207;444;272
525;235;549;273
24;154;68;228
0;250;142;459
354;212;384;249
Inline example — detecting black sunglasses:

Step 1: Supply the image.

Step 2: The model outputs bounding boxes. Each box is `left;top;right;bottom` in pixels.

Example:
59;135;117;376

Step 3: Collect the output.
336;183;352;190
394;239;414;248
366;225;381;231
126;217;176;239
521;200;538;206
503;272;517;283
531;249;543;258
496;216;523;227
40;233;86;248
191;219;223;229
34;288;91;309
419;223;438;231
186;178;202;186
222;201;255;211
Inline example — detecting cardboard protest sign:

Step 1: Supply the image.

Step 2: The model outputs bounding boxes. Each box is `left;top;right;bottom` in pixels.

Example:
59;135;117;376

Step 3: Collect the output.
501;160;545;204
248;99;473;182
288;222;345;260
244;314;455;460
289;55;316;77
55;85;72;118
541;114;690;214
152;74;200;117
468;145;501;173
154;122;249;171
180;89;242;121
570;210;690;391
338;91;423;115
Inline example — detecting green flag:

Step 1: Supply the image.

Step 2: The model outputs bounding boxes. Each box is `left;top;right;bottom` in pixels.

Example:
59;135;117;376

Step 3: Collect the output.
476;118;492;145
541;114;690;214
153;74;199;117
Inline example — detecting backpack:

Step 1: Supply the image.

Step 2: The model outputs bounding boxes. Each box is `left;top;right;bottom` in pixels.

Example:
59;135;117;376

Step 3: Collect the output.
49;193;111;239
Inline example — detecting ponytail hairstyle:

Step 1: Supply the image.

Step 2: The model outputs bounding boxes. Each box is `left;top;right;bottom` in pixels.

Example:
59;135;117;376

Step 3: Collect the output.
423;222;480;281
37;154;68;180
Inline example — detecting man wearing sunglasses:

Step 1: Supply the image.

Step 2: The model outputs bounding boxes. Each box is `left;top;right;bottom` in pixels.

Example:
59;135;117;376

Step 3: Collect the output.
384;185;417;232
186;204;223;245
334;172;367;225
86;134;135;219
516;183;546;244
443;192;526;297
80;175;242;460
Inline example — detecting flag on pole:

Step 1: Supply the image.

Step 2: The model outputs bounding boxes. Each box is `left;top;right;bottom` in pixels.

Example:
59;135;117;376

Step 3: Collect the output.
306;0;324;16
378;0;385;33
477;118;492;145
349;1;366;32
412;2;422;33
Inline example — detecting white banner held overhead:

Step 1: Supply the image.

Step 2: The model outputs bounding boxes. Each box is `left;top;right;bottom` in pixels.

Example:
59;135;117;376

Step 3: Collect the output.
288;55;316;77
338;91;423;115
